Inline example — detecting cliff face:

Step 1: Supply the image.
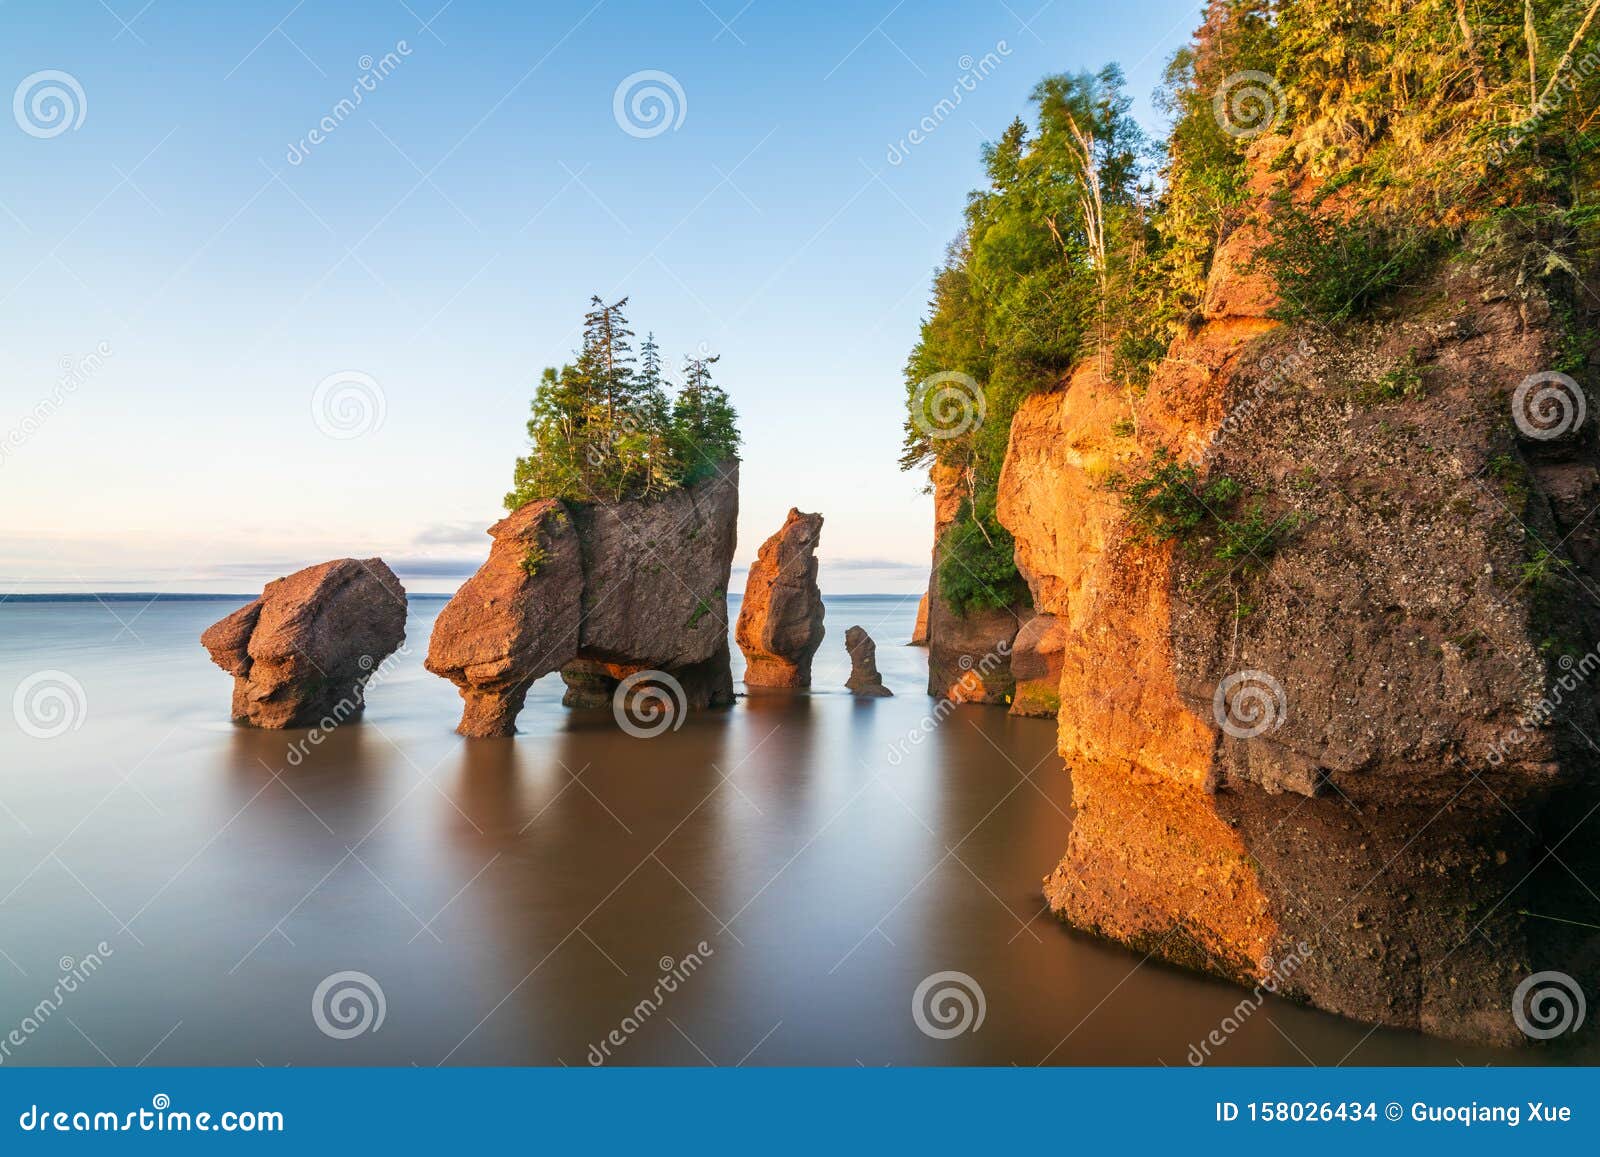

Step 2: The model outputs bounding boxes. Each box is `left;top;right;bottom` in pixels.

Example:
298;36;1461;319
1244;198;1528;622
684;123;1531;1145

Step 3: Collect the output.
998;186;1600;1041
926;462;1030;704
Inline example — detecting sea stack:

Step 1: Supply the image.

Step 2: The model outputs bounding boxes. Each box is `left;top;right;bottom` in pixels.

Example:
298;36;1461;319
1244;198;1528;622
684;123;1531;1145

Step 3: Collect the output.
843;626;892;697
200;558;407;729
735;508;825;688
423;500;584;738
427;466;739;737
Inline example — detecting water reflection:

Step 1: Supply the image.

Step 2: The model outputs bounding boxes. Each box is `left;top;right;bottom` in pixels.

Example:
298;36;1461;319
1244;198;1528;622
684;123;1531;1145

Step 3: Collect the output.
0;596;1588;1066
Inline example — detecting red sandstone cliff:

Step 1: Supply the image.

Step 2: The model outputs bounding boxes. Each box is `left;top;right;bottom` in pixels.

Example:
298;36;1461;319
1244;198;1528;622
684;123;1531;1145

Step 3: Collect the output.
996;155;1600;1043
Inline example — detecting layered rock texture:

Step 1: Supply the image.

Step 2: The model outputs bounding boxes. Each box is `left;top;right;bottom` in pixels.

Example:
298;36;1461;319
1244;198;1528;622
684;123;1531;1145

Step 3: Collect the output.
1007;613;1064;718
736;508;825;688
844;625;892;697
925;462;1030;704
428;466;739;736
201;558;407;729
910;592;930;646
996;165;1600;1042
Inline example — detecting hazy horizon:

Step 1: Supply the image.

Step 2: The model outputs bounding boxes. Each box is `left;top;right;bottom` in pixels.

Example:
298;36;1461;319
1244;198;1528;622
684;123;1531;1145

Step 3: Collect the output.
2;0;1198;596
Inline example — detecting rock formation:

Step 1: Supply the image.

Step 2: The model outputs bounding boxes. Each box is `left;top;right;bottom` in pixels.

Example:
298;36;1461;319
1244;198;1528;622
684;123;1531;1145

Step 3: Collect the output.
995;143;1600;1044
201;558;407;729
925;463;1030;704
424;500;584;737
1007;613;1063;718
735;508;825;688
428;466;739;737
910;592;929;645
844;625;892;697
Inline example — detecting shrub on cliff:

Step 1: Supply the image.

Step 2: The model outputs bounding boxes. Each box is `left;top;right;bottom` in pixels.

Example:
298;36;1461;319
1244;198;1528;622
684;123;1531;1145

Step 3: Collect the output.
506;297;740;510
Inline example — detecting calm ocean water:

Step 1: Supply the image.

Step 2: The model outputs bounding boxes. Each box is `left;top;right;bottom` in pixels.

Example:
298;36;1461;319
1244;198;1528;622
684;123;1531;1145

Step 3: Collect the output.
0;594;1577;1065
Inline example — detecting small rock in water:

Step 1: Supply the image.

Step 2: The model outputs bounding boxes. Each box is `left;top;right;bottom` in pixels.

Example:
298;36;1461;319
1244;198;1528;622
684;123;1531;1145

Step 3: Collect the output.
844;625;892;698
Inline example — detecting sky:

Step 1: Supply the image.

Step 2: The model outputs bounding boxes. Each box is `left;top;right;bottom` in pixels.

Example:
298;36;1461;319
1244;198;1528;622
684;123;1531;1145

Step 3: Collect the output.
1;0;1202;594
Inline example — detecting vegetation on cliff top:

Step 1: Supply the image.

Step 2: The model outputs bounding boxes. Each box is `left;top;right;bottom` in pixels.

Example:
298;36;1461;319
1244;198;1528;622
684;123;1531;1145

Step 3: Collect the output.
903;0;1600;612
507;297;740;510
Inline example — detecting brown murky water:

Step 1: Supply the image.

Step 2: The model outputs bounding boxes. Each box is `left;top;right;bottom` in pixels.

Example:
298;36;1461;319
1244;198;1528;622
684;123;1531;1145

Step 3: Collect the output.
0;595;1587;1065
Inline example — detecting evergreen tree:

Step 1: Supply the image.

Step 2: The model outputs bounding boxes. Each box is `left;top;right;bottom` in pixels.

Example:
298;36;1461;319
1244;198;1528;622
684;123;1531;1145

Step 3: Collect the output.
506;302;741;510
671;354;740;483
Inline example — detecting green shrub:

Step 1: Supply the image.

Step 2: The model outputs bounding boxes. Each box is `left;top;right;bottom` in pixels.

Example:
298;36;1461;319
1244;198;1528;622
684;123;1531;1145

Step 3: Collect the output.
1255;198;1439;324
936;511;1029;617
1110;448;1242;542
1353;358;1424;405
1214;504;1304;564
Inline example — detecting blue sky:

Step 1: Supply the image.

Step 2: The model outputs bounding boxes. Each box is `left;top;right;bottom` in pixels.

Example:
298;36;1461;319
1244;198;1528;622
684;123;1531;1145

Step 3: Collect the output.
1;0;1201;593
